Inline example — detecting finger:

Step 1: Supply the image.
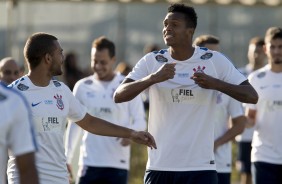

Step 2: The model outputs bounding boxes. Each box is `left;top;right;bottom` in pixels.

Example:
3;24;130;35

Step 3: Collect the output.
145;132;157;149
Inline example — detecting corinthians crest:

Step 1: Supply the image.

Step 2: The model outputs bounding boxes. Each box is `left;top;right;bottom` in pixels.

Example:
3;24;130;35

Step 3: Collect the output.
54;94;64;110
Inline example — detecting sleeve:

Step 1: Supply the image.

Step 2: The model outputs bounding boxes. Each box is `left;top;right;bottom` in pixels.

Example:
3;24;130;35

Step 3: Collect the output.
126;55;150;81
127;94;147;131
64;84;87;122
212;52;247;85
8;95;37;156
227;98;245;119
65;121;83;164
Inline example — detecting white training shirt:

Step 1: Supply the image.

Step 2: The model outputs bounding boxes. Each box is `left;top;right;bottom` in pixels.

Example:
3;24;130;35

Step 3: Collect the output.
7;76;87;184
214;92;244;173
65;73;146;171
235;65;255;142
127;46;246;171
0;84;36;184
246;64;282;164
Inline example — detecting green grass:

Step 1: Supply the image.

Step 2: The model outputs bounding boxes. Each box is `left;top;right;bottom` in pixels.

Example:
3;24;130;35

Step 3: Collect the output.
128;142;148;184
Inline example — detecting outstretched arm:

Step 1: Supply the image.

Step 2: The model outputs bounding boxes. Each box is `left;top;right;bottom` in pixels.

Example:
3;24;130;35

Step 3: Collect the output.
114;63;176;103
191;73;258;104
76;113;157;149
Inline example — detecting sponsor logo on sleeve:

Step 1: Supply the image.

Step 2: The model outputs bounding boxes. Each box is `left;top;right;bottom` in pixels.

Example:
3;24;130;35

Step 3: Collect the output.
200;53;213;60
155;55;168;63
17;83;29;91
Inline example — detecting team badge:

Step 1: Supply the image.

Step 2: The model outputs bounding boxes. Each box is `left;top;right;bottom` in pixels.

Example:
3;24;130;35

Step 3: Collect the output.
155;55;168;63
200;53;213;60
257;72;266;78
17;83;29;91
54;94;64;110
0;93;6;101
193;66;206;73
53;80;61;87
84;80;93;85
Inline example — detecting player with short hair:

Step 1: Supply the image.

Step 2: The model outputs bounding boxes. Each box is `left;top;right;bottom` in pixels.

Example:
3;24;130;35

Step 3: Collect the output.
246;27;282;184
7;32;156;184
65;36;147;184
114;4;258;184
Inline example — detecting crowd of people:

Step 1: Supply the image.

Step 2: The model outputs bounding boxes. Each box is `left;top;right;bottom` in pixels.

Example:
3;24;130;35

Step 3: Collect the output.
1;3;282;184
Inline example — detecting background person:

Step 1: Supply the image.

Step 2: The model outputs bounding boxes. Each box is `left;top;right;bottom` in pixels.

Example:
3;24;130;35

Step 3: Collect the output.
194;34;246;184
235;36;266;184
65;36;147;184
245;27;282;184
0;57;20;85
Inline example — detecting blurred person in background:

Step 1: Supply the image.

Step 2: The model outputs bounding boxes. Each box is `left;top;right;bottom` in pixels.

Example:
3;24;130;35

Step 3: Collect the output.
114;4;258;184
65;36;146;184
63;52;85;91
7;32;156;184
0;84;39;184
245;27;282;184
115;61;132;76
235;36;266;184
0;57;20;85
194;34;246;184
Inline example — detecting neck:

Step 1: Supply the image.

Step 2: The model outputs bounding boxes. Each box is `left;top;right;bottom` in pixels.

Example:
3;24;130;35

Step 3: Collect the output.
270;62;282;73
28;68;52;87
169;45;195;61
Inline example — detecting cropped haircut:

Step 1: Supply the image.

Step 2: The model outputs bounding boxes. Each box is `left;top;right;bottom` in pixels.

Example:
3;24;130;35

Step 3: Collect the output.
249;36;264;47
193;35;220;47
24;32;58;69
92;36;115;58
265;27;282;43
168;3;198;28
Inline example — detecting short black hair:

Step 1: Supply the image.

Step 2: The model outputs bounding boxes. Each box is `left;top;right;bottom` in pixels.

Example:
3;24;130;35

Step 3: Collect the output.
24;32;58;69
92;36;115;58
168;3;198;28
265;27;282;43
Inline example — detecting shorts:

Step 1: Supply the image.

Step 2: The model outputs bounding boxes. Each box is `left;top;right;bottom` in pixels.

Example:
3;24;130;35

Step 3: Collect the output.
237;142;252;173
252;161;282;184
217;172;230;184
144;170;218;184
76;166;128;184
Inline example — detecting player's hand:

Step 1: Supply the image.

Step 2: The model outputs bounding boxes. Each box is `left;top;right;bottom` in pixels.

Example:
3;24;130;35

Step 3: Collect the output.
117;138;131;146
67;163;73;184
190;72;218;89
130;131;157;149
150;63;176;83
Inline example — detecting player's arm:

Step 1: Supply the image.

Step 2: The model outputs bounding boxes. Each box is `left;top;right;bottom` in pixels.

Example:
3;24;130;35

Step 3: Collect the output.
16;152;39;184
114;63;176;103
76;113;157;149
214;115;246;151
245;108;256;128
191;72;258;104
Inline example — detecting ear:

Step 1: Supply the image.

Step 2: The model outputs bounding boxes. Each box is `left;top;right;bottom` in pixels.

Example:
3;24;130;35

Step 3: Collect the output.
263;44;267;54
44;53;52;65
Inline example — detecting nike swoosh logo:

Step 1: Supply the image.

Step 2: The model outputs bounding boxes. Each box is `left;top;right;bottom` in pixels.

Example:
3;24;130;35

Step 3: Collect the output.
31;102;42;107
